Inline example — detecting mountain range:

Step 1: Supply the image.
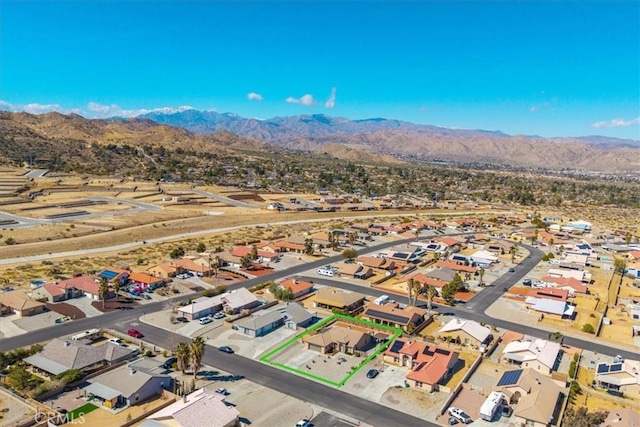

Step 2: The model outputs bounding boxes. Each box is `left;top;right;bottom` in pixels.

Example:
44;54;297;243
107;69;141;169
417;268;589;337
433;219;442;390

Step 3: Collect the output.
137;109;640;172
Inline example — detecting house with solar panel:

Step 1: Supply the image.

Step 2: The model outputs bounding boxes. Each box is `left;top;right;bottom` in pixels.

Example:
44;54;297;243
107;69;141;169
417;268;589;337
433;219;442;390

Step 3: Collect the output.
97;267;130;285
383;339;459;393
595;359;640;398
496;368;565;427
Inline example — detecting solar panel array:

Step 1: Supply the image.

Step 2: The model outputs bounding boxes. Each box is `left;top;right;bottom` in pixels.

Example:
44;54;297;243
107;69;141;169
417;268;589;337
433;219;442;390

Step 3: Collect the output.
99;270;118;280
497;369;523;386
389;340;405;354
610;363;623;372
597;364;610;374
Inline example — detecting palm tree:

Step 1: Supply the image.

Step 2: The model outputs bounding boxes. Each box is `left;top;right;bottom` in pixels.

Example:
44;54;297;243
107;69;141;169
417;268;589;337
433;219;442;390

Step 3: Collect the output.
189;336;206;379
304;238;314;255
425;285;437;315
214;256;221;277
174;342;190;376
478;268;485;287
112;280;121;302
98;278;109;309
410;279;423;306
414;228;421;241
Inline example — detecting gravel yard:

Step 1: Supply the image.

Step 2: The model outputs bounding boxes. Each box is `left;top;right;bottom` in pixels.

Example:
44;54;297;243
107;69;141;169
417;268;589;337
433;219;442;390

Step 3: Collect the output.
0;389;36;427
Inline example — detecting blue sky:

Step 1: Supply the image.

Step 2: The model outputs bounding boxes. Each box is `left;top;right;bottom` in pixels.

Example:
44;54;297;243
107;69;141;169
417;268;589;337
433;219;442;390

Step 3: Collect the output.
1;1;639;139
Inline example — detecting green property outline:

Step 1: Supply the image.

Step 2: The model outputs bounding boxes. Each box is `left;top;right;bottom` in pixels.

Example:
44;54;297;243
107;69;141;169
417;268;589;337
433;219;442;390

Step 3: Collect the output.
260;313;402;387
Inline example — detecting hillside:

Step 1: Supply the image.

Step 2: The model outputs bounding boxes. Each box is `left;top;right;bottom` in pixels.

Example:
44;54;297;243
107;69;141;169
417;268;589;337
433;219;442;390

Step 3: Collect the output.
138;110;640;172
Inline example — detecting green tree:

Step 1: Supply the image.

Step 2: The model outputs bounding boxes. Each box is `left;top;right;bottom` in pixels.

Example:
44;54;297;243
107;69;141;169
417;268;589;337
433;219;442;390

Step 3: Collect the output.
409;278;423;306
304;238;315;255
98;277;109;309
196;242;206;253
341;248;357;260
425;284;437;315
582;323;595;334
240;255;253;269
189;336;206;379
7;365;32;391
170;246;186;259
478;268;485;286
614;257;627;274
112;280;121;302
174;342;190;376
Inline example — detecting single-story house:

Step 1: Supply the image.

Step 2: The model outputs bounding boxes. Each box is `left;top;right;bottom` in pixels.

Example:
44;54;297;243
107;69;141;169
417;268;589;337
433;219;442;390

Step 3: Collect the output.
85;364;173;409
502;339;561;375
362;302;426;332
525;298;575;318
384;339;459;393
356;256;395;271
170;258;212;276
234;309;285;337
282;302;316;329
0;290;46;317
435;260;477;275
402;273;448;295
336;262;374;280
527;288;569;302
548;268;591;283
43;275;103;301
497;369;565;427
129;272;165;289
595;360;640;398
144;388;239;427
425;267;458;283
177;288;260;320
470;250;498;267
438;318;492;348
97;267;130;285
599;407;640;427
230;245;280;263
541;276;588;294
312;287;366;315
30;283;66;303
303;324;374;354
146;262;179;279
24;338;137;376
279;278;314;298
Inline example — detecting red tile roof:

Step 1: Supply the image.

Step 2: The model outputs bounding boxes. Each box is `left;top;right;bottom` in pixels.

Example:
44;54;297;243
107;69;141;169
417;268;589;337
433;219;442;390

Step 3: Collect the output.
404;272;448;288
280;278;314;295
53;276;99;295
528;288;569;301
385;339;457;385
541;276;588;294
436;260;477;274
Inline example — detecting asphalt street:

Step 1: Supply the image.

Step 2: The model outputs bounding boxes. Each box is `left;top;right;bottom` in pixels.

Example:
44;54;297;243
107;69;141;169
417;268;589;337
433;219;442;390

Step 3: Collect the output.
135;322;435;427
1;233;634;427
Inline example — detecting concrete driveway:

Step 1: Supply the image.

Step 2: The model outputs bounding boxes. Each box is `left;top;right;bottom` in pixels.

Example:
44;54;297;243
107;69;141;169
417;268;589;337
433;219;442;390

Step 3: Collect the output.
209;326;298;359
341;358;408;402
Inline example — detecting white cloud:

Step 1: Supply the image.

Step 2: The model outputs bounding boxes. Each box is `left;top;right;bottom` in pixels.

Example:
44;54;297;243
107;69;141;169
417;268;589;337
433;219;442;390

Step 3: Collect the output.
419;106;428;112
0;100;196;118
591;117;640;129
247;92;263;102
324;87;337;109
0;100;71;115
530;102;550;113
286;94;316;106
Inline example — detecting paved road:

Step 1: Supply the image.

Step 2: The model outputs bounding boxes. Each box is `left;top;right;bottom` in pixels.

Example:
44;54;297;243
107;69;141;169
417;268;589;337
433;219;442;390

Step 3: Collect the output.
134;321;434;427
190;188;259;209
297;273;639;361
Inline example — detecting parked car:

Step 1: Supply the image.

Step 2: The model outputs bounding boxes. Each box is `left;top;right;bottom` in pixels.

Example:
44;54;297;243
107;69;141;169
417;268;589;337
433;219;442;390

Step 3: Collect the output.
218;346;234;354
162;357;177;370
213;312;226;319
522;278;532;286
141;294;151;300
295;420;312;427
127;328;143;338
107;338;125;346
448;417;459;425
198;316;213;325
508;268;515;273
448;407;472;424
366;369;379;379
175;316;189;323
215;387;228;395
